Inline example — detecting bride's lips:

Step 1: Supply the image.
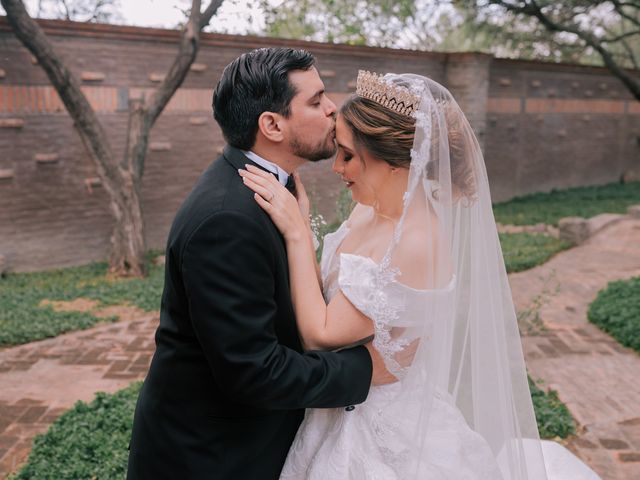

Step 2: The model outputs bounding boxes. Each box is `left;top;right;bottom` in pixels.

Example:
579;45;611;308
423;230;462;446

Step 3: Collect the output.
341;177;354;188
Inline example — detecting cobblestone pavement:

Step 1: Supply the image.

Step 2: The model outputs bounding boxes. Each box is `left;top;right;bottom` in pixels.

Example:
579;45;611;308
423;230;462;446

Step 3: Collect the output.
0;217;639;478
510;216;640;480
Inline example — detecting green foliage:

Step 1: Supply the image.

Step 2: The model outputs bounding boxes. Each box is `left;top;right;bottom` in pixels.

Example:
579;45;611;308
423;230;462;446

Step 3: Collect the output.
12;383;141;480
500;233;570;273
529;376;576;439
456;1;640;69
12;377;574;477
0;253;164;347
493;182;640;227
335;188;356;226
259;0;448;49
588;276;640;353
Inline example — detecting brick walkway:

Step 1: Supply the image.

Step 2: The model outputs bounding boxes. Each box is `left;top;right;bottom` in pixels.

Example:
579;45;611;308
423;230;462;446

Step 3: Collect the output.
0;311;158;477
0;217;639;479
511;216;640;480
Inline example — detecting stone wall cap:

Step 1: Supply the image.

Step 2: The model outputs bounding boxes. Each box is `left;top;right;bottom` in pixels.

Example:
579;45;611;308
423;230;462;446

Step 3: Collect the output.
627;205;640;219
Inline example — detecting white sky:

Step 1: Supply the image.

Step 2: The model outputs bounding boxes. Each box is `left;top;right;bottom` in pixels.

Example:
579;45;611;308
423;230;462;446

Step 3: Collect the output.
118;0;264;33
4;0;264;34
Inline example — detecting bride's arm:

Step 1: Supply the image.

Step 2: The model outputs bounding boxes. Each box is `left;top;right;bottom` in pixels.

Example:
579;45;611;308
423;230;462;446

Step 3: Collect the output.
240;165;374;351
285;233;374;350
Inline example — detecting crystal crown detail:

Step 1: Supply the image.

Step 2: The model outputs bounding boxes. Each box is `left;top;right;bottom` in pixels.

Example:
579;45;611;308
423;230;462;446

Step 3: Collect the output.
355;70;421;118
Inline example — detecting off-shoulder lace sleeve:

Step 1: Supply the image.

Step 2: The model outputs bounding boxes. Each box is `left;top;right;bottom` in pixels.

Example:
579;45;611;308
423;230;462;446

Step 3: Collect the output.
338;253;411;379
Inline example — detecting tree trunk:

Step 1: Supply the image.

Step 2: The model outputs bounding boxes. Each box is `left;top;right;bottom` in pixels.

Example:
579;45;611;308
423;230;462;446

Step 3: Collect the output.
1;0;223;276
108;178;146;277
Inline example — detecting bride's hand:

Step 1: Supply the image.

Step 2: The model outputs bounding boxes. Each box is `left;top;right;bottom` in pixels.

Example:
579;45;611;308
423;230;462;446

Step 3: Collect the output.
239;165;307;243
292;171;311;220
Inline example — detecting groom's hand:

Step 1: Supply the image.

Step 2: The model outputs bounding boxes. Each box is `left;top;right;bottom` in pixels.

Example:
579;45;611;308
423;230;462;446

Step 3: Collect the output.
364;342;397;386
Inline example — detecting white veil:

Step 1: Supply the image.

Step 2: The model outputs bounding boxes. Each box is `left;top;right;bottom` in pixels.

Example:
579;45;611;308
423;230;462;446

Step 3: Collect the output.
351;72;548;479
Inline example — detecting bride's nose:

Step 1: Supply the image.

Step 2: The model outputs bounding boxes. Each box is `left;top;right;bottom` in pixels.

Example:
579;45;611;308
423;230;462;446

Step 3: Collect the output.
332;157;343;174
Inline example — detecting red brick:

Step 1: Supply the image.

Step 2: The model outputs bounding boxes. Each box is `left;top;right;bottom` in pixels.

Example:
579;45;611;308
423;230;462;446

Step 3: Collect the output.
618;452;640;462
16;406;47;424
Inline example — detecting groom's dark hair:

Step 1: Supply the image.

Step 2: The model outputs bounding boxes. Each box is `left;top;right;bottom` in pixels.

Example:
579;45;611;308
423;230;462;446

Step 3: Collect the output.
212;47;316;150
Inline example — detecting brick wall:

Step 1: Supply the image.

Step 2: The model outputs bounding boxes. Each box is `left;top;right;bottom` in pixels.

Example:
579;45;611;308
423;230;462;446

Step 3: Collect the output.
0;18;638;272
485;59;639;201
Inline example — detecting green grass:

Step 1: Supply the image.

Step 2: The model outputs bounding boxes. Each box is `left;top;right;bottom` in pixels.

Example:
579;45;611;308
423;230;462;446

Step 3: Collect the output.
529;376;576;439
588;276;640;353
11;383;141;480
0;253;164;347
500;233;570;273
493;181;640;226
12;376;574;478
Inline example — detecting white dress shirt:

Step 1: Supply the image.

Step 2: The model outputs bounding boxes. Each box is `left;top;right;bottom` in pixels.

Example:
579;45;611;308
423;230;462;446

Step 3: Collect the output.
242;150;318;250
242;150;290;187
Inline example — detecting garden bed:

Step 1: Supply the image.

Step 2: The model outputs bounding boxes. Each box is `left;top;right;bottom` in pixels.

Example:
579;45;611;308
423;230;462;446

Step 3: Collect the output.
588;276;640;353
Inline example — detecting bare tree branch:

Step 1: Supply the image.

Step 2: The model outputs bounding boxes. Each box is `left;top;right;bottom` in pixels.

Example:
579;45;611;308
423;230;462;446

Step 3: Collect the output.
602;29;640;43
1;0;225;275
621;37;639;70
200;0;224;29
611;1;640;12
611;1;640;28
489;0;640;100
60;0;70;20
134;0;223;179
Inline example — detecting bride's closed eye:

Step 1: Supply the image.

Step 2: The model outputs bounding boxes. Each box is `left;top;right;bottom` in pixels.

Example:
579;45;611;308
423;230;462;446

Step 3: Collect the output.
339;150;353;162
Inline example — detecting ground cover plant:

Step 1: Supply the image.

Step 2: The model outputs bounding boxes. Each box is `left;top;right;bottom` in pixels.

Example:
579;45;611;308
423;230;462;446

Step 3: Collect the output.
12;377;575;479
588;276;640;353
11;383;141;480
493;181;640;226
0;253;163;347
529;377;576;439
499;233;570;273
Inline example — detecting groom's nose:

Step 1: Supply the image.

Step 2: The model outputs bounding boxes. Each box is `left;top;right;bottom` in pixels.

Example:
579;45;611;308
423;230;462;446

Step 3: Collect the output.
325;97;337;117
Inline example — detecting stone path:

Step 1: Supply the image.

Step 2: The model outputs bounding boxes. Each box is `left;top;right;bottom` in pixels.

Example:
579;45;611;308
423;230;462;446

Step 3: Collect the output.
0;216;639;479
510;216;640;480
0;310;158;477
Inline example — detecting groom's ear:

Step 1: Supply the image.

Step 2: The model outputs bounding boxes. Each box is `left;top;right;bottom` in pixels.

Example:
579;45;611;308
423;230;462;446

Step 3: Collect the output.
257;111;284;144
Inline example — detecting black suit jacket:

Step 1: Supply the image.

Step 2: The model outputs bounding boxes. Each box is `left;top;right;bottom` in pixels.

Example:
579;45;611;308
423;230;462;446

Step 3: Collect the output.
127;146;372;480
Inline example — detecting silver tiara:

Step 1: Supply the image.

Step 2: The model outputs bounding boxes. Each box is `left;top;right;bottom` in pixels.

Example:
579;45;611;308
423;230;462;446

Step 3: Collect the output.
355;70;422;118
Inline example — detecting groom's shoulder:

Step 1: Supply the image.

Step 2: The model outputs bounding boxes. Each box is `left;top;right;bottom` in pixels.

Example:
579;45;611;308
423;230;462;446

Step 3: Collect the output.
170;150;265;242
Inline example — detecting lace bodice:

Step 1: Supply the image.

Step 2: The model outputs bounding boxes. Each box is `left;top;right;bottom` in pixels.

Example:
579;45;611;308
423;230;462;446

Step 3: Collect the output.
320;221;455;378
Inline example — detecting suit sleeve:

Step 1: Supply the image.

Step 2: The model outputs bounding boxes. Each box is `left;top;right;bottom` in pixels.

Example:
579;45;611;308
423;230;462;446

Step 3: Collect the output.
182;210;372;409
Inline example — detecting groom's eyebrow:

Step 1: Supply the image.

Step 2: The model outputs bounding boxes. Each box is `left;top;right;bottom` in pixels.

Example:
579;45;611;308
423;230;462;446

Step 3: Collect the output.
308;89;324;102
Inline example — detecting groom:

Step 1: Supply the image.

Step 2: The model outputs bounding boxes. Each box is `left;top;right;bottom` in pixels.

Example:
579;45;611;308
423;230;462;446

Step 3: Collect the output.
127;48;381;479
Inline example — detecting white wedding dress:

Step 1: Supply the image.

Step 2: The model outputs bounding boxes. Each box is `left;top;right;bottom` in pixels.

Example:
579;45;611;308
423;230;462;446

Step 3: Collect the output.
280;221;503;479
280;221;602;480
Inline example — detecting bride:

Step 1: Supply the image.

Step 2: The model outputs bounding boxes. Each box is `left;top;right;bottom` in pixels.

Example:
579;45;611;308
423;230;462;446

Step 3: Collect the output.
239;71;600;479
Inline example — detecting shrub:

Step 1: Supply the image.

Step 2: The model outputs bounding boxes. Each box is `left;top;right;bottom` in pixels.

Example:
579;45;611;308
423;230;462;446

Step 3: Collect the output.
588;276;640;353
493;181;640;226
529;377;576;439
13;383;141;480
499;233;570;273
